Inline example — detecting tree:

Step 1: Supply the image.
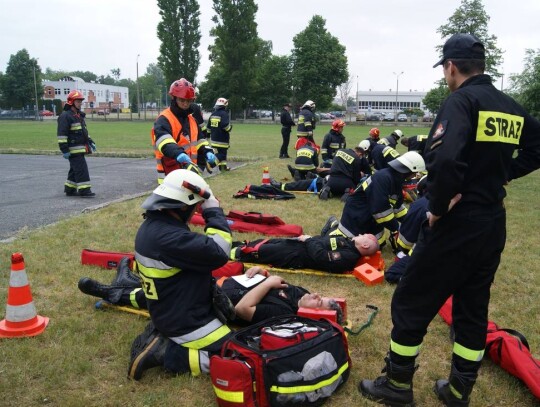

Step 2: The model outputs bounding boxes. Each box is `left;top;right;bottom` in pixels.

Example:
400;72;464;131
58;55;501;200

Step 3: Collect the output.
436;0;503;80
337;77;355;110
252;54;293;113
157;0;201;85
130;93;138;113
508;49;540;119
422;84;450;114
111;68;121;81
291;16;348;111
207;0;260;117
1;49;40;108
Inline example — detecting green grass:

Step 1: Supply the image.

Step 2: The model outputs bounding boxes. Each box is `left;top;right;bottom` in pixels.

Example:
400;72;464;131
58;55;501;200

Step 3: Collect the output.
0;120;538;406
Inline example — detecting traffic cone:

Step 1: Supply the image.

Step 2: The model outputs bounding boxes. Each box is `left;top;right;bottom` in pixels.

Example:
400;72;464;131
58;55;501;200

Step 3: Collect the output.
262;166;270;185
0;252;49;338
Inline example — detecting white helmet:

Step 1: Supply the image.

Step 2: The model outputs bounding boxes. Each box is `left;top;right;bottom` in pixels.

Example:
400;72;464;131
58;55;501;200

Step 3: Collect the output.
388;151;426;174
142;169;209;210
358;140;371;152
392;129;403;139
215;97;228;107
302;100;316;110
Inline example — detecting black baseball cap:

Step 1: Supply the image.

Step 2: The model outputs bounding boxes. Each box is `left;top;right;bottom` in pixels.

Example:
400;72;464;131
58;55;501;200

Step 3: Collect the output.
433;33;485;68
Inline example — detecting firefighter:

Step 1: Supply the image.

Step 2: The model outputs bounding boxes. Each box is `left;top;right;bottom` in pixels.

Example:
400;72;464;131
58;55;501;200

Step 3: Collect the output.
279;102;295;158
370;143;401;170
208;97;232;172
364;127;380;151
57;90;96;197
296;100;317;143
401;134;428;155
119;169;233;381
151;78;215;184
320;146;372;200
321;119;347;167
324;152;425;246
288;137;320;180
359;34;540;407
231;233;379;274
378;129;403;148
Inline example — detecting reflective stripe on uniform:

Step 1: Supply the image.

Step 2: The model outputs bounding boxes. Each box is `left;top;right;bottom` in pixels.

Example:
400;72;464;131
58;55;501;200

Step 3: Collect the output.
206;228;233;254
394;204;408;219
391;339;421;357
134;252;181;279
453;341;484;362
129;288;142;308
189;348;202;376
211;140;230;148
170;318;231;349
374;208;395;223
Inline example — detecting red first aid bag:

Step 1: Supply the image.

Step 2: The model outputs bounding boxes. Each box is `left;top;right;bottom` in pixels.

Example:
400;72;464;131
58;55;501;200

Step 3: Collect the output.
260;322;321;350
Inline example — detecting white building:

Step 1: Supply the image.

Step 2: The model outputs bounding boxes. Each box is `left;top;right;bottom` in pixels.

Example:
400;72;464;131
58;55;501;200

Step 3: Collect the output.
42;76;129;112
356;90;427;115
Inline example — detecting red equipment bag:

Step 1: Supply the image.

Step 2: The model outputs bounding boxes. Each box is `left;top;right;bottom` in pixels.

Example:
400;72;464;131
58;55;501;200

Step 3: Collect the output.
439;297;540;400
190;211;303;237
260;321;321;350
81;249;244;278
210;315;351;407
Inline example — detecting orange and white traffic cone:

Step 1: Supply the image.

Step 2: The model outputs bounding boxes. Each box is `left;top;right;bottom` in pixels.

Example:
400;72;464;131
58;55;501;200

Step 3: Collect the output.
262;166;270;185
0;252;49;338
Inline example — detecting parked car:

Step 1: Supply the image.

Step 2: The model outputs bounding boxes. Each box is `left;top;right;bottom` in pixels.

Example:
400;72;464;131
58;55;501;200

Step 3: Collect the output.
365;112;384;121
39;110;54;116
422;114;432;122
330;111;345;118
383;113;395;121
97;110;110;116
397;114;408;122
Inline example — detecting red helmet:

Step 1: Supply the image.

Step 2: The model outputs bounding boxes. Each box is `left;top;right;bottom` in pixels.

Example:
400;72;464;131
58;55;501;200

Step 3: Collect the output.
67;90;85;105
331;119;346;131
369;127;380;138
169;78;195;100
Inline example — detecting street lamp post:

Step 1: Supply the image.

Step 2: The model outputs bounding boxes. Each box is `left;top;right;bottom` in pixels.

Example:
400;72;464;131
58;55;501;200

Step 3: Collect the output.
33;59;40;120
356;75;359;114
136;54;141;119
393;71;403;123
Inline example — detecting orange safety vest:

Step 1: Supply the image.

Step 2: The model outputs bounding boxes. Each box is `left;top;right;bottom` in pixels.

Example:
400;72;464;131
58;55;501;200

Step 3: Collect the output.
151;108;203;183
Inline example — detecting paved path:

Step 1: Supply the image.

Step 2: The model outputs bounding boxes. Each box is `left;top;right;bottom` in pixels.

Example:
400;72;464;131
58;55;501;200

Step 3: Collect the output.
0;155;241;242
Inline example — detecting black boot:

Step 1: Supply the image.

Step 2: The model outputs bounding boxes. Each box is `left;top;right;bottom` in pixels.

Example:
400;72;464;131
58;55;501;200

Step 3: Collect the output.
434;365;477;406
111;257;141;288
358;355;417;407
269;177;282;189
64;186;78;196
79;188;96;197
320;215;338;236
287;164;296;178
78;277;127;304
128;322;168;380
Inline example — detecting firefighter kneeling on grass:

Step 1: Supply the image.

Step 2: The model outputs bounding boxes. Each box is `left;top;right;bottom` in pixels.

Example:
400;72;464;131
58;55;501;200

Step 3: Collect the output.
126;170;233;380
151;78;216;184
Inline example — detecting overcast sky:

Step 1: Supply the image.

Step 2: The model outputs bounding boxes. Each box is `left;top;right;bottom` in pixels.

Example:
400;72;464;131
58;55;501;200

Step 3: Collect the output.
1;0;538;94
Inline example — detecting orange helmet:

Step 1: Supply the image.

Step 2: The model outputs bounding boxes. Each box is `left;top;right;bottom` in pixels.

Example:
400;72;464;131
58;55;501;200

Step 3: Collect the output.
369;127;380;138
169;78;195;100
67;90;85;105
332;119;346;131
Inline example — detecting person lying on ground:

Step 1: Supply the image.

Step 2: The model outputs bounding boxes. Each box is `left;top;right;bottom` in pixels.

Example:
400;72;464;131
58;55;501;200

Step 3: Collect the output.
230;233;379;274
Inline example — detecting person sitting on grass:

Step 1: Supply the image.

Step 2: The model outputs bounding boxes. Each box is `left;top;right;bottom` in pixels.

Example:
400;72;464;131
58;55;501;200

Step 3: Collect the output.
230;233;379;274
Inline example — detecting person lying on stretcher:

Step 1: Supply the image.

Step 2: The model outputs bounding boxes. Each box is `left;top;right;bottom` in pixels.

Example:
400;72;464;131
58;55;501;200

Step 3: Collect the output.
78;262;343;325
230;233;379;274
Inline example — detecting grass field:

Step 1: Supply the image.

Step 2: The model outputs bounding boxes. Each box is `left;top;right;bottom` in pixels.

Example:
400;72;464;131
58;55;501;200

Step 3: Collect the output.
0;120;538;406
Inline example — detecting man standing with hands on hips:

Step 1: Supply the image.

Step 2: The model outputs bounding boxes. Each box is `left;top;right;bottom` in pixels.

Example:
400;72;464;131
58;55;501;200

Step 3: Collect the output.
279;102;295;158
359;33;540;406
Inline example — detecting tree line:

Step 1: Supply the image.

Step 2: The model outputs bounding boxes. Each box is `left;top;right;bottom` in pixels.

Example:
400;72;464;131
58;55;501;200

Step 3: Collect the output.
0;0;538;119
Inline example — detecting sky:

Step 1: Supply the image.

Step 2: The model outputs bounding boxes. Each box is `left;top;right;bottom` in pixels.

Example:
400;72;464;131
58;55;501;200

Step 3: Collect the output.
1;0;538;94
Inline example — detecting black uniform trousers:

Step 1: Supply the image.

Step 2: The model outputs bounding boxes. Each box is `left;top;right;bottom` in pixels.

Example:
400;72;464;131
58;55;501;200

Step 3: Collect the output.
65;154;91;192
390;202;506;372
280;127;291;157
327;175;355;196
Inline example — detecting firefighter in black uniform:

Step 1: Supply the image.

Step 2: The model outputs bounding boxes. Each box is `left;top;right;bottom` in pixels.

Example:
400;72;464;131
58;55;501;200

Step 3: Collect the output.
319;146;371;200
57;90;96;197
121;170;233;380
232;233;379;274
208;97;232;172
289;138;320;180
151;78;215;184
321;119;347;167
364;127;380;151
296;100;316;144
359;34;540;407
325;152;425;246
279;102;295;158
371;143;401;170
378;129;403;148
401;134;428;155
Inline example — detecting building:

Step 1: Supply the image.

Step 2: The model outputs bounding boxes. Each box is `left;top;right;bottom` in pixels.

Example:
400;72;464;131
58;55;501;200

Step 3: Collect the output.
356;90;427;116
42;76;129;112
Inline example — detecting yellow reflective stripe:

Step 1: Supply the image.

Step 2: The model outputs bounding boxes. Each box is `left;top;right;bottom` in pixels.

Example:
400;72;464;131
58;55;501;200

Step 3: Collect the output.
476;111;523;145
129;288;142;308
69;147;87;154
181;324;231;349
211;141;229;148
136;263;181;279
213;385;244;403
330;237;338;250
270;361;349;394
157;136;176;152
189;348;202;376
224;124;232;132
395;206;408;218
206;228;233;245
391;339;421;357
375;212;395;224
70;123;82;130
453;342;484;362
